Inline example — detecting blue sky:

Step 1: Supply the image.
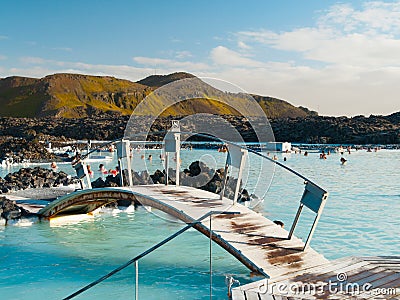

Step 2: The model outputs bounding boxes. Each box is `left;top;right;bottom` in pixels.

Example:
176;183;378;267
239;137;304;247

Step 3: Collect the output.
1;0;400;116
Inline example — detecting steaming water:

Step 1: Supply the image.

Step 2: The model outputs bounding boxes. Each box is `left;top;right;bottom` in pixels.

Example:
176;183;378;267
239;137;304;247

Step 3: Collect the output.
0;148;399;299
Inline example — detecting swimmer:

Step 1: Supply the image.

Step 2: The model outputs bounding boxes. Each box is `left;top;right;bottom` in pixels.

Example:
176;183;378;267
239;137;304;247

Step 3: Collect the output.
340;157;347;165
87;165;94;177
99;164;108;174
110;166;120;177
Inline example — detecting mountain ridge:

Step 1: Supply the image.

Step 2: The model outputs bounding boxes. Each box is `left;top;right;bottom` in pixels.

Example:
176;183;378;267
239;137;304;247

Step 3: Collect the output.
0;72;316;119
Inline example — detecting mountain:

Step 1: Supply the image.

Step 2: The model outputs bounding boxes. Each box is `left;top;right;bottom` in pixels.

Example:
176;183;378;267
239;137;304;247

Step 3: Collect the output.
0;72;317;118
0;74;150;118
136;72;195;87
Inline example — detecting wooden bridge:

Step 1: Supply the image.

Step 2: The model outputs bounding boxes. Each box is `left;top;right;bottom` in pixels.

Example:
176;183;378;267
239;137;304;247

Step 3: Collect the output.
37;128;399;299
38;184;328;279
38;184;399;299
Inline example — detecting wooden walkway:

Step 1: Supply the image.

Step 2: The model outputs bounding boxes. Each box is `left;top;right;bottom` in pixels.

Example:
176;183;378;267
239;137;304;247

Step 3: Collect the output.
233;256;400;299
37;185;399;299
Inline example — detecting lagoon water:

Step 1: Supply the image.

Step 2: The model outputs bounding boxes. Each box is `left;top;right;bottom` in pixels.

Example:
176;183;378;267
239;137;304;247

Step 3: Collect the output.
0;148;399;299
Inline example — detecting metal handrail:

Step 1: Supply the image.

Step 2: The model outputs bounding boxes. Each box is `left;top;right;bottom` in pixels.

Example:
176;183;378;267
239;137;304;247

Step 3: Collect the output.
175;131;324;189
62;210;240;300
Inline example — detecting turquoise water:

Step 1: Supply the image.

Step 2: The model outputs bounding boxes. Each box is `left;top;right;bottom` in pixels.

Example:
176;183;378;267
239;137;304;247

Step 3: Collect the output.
0;149;399;299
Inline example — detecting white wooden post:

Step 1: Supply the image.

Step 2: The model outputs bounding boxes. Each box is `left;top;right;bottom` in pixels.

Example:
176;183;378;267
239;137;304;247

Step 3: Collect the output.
164;120;180;186
220;144;248;204
117;139;133;187
73;160;92;189
288;182;328;250
233;150;247;204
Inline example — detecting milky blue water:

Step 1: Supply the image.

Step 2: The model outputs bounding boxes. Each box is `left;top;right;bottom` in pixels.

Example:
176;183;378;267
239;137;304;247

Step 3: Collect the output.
0;148;399;299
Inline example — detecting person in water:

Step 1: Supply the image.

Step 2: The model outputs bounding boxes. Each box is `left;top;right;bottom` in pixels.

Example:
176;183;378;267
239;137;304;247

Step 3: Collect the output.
50;162;57;169
87;165;94;177
99;164;108;174
109;166;119;177
340;157;347;165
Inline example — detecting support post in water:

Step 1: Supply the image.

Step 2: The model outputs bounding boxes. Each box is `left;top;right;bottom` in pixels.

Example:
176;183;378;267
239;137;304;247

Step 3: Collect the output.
135;260;138;300
209;214;213;299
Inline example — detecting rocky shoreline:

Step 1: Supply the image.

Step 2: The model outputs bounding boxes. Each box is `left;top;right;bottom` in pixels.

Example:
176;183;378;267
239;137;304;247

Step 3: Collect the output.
0;167;79;194
0;196;35;225
0;113;399;146
0;161;249;224
0;113;399;163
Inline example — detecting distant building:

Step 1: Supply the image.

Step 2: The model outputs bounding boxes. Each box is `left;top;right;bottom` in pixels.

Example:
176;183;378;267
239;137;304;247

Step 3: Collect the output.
265;142;291;152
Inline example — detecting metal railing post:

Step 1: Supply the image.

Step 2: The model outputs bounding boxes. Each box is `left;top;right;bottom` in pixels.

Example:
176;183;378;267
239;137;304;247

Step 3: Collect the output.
209;215;212;300
165;152;169;186
135;261;138;300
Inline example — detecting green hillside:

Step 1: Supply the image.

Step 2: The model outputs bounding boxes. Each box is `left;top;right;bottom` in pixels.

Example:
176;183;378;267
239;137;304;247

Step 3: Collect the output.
0;72;317;118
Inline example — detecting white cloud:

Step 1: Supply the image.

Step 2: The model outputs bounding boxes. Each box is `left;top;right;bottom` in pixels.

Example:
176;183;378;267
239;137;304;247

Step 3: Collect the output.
217;1;400;116
20;56;50;64
319;2;400;34
2;60;156;82
238;1;400;67
133;56;209;70
7;66;57;78
208;64;400;116
210;46;264;68
238;41;251;50
175;51;192;59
